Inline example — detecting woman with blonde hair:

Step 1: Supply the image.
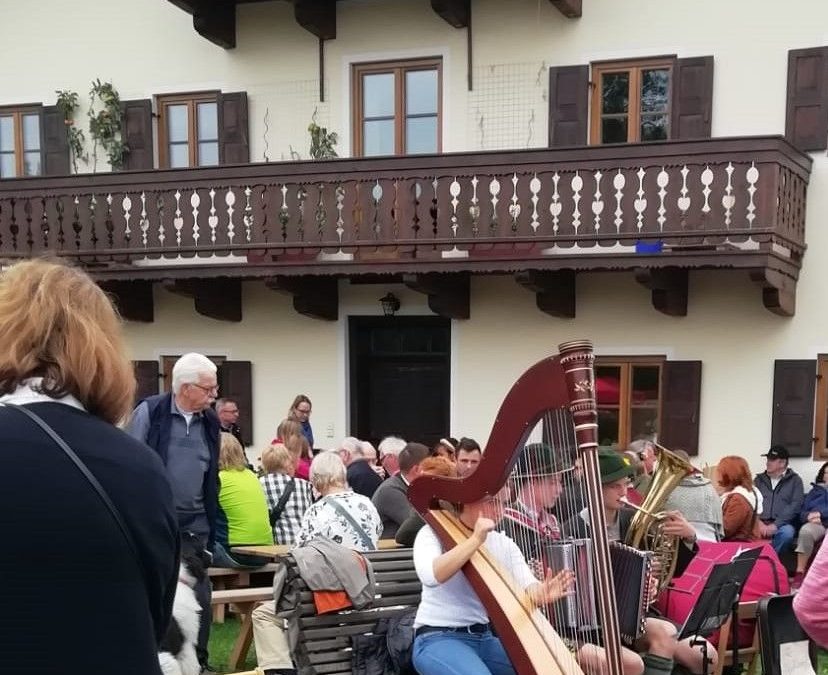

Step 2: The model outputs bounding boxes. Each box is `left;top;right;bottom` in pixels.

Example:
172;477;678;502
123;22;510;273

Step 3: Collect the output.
214;432;273;568
288;393;314;447
260;442;313;545
0;260;178;674
273;417;313;480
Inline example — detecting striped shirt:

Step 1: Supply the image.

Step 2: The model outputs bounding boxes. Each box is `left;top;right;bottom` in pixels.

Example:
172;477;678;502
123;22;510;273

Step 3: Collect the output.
259;473;314;546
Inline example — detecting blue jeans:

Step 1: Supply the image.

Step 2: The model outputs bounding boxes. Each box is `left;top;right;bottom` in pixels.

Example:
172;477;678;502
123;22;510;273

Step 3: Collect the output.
413;629;516;675
772;523;796;555
212;541;270;569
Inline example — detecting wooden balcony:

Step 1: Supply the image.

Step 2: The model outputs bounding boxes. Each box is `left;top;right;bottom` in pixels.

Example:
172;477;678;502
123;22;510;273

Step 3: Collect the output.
0;136;811;321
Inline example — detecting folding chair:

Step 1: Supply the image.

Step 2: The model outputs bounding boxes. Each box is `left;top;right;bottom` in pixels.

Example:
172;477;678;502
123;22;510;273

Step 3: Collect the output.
757;594;815;675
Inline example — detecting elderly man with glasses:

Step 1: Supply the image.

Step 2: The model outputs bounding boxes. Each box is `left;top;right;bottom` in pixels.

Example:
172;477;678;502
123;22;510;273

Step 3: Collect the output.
126;352;221;674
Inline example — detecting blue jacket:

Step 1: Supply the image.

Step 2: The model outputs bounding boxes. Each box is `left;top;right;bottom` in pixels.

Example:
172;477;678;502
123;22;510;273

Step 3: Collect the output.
754;468;805;528
801;484;828;527
141;392;221;549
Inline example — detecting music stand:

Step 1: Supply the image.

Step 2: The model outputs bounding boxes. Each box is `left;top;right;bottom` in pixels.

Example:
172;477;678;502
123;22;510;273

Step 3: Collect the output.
678;547;762;675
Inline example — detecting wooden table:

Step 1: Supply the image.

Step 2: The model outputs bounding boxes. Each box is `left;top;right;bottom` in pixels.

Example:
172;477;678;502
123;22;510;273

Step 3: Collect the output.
232;538;401;558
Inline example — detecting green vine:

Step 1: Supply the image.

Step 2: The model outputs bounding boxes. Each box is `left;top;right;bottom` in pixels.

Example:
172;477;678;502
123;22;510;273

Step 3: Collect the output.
55;90;87;173
308;109;338;160
88;79;127;171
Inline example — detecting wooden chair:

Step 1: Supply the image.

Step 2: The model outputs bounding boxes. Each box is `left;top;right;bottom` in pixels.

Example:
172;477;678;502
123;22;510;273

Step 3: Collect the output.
713;600;760;675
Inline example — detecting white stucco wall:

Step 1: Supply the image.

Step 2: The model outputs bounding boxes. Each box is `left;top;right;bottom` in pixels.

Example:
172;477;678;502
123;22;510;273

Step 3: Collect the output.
3;0;828;477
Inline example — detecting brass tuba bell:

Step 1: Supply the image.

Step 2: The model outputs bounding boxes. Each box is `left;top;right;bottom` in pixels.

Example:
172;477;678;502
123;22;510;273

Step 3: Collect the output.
623;443;693;593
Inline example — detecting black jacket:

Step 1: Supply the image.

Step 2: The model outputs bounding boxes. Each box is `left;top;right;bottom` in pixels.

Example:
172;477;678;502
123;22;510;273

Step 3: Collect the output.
0;402;179;674
347;460;383;499
754;468;805;527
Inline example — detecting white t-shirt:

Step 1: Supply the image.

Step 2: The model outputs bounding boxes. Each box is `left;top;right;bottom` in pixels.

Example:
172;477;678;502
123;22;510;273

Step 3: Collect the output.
413;524;538;628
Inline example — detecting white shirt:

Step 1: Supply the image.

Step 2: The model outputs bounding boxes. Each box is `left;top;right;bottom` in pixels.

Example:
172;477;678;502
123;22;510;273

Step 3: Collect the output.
413;525;537;628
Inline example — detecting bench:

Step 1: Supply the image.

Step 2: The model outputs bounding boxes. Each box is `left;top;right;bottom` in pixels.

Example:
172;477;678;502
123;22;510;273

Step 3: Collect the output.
211;587;274;669
279;547;420;675
209;563;280;623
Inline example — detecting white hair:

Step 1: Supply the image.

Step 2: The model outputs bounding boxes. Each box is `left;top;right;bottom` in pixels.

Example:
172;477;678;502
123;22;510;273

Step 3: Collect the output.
378;436;406;457
171;353;217;394
339;436;363;456
309;450;347;491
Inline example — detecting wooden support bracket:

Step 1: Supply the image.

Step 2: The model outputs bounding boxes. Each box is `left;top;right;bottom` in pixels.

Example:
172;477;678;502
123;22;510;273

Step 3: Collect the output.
750;268;796;317
430;0;470;28
635;268;689;316
403;273;470;320
514;270;576;319
265;276;338;321
192;1;236;49
163;278;242;322
99;280;154;323
548;0;583;18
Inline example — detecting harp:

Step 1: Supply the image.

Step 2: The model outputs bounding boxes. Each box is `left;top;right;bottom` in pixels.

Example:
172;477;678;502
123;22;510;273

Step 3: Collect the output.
408;340;624;675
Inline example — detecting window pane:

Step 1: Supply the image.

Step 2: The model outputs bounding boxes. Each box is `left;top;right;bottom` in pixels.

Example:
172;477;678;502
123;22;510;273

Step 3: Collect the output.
631;407;659;440
632;365;660;404
169;143;189;168
363;119;395;156
405;116;437;154
198;141;219;166
197;102;218;142
166;104;188;143
24;151;41;176
0;116;13;152
22;114;40;151
601;117;628;144
363;73;395;118
601;72;629;114
0;152;15;178
596;366;622;405
406;69;438;115
598;409;620;447
641;69;670;113
641;114;668;142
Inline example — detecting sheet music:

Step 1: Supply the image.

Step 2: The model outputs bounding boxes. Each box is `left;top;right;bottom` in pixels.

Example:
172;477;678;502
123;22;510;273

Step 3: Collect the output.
780;641;815;675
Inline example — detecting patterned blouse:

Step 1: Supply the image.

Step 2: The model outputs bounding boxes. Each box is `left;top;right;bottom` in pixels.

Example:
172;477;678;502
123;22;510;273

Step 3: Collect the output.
259;473;314;546
294;490;382;552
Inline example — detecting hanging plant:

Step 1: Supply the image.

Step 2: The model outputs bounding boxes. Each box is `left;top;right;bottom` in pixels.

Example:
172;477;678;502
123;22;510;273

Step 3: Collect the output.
88;79;127;171
55;90;87;173
308;108;338;160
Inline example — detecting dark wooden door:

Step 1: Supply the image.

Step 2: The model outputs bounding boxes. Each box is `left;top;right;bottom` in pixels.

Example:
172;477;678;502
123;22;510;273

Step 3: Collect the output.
350;316;450;448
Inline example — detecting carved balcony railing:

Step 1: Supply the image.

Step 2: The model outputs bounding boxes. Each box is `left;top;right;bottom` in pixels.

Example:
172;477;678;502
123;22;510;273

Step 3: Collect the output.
0;136;811;286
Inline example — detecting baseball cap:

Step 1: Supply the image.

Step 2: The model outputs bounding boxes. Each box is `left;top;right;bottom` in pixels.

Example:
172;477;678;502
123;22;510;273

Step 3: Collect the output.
762;445;789;461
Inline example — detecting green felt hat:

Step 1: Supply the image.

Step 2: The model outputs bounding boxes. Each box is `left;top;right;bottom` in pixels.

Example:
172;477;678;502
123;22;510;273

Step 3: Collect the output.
598;446;635;484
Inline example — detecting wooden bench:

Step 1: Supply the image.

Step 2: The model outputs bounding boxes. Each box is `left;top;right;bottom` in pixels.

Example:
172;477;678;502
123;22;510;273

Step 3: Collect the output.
211;587;275;669
278;547;420;675
714;600;760;675
209;563;280;623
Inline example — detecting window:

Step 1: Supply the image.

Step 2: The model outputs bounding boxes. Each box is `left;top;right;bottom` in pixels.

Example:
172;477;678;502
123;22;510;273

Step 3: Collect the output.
590;59;673;144
814;357;828;458
0;107;41;178
595;357;664;448
157;93;219;168
353;58;441;156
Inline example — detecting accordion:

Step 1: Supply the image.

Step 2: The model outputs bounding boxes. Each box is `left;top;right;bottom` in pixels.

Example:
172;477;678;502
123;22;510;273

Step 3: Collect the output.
545;539;652;644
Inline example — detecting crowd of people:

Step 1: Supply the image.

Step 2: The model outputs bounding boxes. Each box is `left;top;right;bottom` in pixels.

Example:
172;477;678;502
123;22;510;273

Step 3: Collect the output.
4;259;828;675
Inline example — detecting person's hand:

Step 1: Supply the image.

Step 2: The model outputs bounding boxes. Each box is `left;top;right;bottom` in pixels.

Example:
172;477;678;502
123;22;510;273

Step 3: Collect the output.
660;511;695;542
758;522;777;537
472;516;496;545
534;568;575;605
371;463;386;479
809;511;822;524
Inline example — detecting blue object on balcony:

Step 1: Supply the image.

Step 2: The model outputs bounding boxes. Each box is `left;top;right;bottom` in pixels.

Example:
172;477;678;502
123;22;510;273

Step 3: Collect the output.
635;240;663;254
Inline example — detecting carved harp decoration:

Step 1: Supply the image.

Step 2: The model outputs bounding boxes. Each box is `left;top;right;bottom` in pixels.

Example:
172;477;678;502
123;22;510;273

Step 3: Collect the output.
409;340;624;675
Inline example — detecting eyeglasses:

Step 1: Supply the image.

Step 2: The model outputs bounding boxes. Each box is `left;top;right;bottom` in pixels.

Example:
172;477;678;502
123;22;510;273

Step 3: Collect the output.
190;382;219;394
295;407;311;415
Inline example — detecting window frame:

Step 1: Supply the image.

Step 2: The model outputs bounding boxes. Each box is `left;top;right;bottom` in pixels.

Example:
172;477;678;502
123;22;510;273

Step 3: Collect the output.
0;104;42;178
589;58;674;145
595;355;665;448
814;356;828;459
352;57;443;157
156;92;219;169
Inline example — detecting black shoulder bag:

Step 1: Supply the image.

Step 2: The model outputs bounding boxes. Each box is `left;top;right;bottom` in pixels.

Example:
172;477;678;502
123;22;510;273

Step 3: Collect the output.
269;478;296;527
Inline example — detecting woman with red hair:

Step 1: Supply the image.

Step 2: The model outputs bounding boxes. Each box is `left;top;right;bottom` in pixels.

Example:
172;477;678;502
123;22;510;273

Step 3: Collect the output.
714;456;762;541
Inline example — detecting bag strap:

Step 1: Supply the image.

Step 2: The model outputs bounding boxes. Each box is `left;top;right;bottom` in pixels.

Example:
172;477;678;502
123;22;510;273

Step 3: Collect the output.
269;478;296;527
4;403;148;579
323;494;374;550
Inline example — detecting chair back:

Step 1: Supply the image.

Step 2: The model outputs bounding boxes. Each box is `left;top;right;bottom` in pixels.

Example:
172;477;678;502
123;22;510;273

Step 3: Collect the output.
758;594;815;675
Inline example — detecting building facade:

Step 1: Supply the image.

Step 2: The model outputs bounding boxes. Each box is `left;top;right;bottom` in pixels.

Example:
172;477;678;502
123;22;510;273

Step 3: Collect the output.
2;0;827;477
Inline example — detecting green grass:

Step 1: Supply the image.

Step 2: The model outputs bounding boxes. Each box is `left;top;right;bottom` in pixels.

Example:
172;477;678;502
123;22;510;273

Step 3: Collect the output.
207;616;257;674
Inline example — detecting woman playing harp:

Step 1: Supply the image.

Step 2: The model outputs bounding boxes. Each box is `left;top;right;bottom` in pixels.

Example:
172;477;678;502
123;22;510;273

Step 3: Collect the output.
409;341;630;675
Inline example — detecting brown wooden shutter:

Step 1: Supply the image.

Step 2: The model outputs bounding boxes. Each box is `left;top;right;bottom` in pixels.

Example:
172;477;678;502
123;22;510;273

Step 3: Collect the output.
771;359;816;457
548;65;589;147
659;361;702;455
41;104;70;176
785;47;828;152
218;91;249;164
671;56;714;140
217;360;253;445
120;99;155;171
132;360;160;406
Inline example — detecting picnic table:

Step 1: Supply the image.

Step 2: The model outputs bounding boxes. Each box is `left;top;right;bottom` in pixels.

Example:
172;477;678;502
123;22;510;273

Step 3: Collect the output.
231;538;401;558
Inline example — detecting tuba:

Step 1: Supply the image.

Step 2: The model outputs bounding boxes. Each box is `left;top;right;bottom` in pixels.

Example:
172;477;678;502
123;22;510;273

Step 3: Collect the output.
624;443;693;592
